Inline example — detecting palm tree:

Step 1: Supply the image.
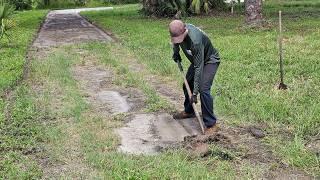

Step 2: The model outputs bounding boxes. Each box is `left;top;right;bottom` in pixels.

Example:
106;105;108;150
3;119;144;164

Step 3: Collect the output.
142;0;227;17
0;1;14;40
244;0;263;26
142;0;188;17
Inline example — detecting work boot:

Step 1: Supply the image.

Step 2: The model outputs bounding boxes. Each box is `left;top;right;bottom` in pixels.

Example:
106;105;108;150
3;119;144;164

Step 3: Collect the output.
173;111;195;119
205;124;219;135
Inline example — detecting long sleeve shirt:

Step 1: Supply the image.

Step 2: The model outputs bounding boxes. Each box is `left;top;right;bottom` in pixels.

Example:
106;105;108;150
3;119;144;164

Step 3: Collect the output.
173;24;220;95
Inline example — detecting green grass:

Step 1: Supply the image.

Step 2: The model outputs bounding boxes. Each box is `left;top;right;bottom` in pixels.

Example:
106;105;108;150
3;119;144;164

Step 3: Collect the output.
1;1;319;178
0;85;44;178
79;42;173;112
0;10;47;179
82;1;320;175
36;0;139;9
23;44;255;179
0;10;47;95
64;43;259;179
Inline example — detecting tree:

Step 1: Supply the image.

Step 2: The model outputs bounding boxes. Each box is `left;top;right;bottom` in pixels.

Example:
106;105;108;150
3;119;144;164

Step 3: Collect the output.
142;0;186;17
142;0;226;17
244;0;263;26
43;0;50;6
0;1;15;41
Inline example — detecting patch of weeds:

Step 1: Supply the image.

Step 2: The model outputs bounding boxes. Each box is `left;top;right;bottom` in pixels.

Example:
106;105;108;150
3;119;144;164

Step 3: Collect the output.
0;151;42;179
0;86;43;152
237;161;265;179
281;136;319;175
142;85;173;112
265;135;320;177
0;10;47;95
0;98;4;122
87;150;238;179
0;85;44;179
112;113;127;122
79;42;173;112
209;145;236;161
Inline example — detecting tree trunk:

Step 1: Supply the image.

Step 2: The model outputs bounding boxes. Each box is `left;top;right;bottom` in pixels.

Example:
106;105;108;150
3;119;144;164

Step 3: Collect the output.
44;0;50;6
245;0;263;26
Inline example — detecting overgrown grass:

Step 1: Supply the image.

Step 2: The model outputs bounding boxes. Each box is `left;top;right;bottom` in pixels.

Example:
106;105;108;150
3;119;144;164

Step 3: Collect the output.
36;0;139;9
0;10;47;179
78;42;173;112
0;85;44;178
82;1;320;175
0;10;47;95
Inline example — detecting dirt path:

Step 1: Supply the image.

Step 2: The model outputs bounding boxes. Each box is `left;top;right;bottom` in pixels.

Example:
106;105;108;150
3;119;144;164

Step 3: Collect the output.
71;51;204;155
29;9;114;179
28;8;205;178
33;10;112;48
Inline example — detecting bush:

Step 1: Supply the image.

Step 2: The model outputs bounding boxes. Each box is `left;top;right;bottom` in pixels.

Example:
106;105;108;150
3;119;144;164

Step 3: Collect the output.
101;0;140;5
0;1;15;40
142;0;227;17
9;0;33;10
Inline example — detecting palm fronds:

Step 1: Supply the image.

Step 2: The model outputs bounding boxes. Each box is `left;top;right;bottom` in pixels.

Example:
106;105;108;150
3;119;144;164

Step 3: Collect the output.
0;1;15;41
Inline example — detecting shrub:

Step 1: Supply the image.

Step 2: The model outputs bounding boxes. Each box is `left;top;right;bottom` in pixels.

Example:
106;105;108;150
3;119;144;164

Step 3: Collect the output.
0;1;15;40
9;0;33;10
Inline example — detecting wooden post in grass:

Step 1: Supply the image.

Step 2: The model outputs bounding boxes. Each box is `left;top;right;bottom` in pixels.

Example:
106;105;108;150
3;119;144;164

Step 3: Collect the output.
231;1;234;14
278;10;287;90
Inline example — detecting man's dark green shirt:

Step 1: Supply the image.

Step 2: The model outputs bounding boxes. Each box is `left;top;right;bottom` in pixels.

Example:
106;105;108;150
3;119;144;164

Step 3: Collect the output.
173;24;220;95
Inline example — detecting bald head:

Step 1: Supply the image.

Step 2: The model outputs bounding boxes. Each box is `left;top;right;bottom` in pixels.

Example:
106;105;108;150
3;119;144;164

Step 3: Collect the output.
169;20;188;44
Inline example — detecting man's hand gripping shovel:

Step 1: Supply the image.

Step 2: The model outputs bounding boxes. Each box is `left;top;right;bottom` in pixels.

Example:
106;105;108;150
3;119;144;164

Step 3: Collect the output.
177;61;205;135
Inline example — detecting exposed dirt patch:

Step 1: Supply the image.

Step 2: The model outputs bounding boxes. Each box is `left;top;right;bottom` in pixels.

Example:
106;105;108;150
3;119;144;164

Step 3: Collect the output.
72;63;146;115
70;43;205;155
307;137;320;158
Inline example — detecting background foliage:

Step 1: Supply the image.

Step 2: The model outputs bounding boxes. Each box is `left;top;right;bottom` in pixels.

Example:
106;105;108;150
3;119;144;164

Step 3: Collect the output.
141;0;228;17
8;0;139;10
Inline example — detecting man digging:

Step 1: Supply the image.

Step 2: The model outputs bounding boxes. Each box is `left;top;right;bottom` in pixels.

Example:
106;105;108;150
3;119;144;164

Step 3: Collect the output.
169;20;220;134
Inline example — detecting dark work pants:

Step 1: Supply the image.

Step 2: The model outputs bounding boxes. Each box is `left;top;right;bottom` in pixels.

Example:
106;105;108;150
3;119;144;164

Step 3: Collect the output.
183;62;219;128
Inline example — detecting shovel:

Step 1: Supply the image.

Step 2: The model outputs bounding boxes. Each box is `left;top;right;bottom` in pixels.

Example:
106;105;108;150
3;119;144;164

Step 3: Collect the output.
177;61;205;134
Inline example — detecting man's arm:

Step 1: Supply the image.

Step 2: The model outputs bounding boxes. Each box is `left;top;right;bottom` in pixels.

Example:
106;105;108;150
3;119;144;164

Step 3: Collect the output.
172;43;182;62
193;44;204;96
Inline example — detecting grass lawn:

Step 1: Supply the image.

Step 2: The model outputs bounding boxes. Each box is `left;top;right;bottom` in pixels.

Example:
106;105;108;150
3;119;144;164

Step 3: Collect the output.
0;10;47;178
0;1;319;178
28;43;262;179
0;10;47;95
82;1;320;176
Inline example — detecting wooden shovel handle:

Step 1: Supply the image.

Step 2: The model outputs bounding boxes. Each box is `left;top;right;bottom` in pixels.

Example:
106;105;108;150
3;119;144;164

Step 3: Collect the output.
177;62;205;134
